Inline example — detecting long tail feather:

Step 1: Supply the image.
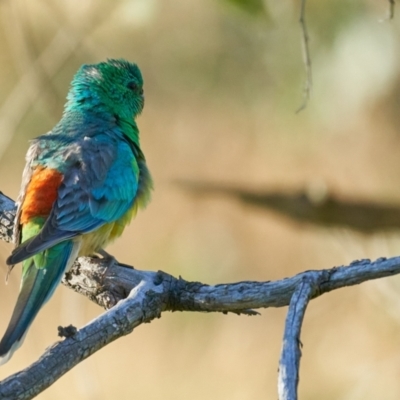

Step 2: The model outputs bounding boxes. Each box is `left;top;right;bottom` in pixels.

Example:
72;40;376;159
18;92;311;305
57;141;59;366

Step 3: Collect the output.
0;240;79;365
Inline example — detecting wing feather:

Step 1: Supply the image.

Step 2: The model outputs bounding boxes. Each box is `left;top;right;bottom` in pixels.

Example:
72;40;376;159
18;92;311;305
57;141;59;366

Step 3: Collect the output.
7;133;138;266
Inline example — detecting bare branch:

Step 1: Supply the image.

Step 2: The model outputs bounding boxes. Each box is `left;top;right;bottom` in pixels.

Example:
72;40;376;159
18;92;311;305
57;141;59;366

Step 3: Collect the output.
296;0;312;113
0;192;399;398
0;254;399;398
278;276;315;400
0;273;166;400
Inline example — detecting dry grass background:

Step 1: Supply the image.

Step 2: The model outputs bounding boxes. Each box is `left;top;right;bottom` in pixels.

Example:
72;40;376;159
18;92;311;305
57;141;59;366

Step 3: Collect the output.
1;0;400;398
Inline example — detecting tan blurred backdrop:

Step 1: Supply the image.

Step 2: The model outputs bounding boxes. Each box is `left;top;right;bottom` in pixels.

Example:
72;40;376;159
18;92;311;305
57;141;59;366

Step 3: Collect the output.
1;0;400;399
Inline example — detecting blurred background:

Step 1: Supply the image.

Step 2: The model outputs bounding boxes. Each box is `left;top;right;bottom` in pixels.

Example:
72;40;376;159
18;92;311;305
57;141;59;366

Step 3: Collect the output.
1;0;400;398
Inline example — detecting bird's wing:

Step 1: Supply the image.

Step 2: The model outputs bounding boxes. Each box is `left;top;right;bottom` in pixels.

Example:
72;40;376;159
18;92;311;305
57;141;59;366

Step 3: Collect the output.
7;135;139;265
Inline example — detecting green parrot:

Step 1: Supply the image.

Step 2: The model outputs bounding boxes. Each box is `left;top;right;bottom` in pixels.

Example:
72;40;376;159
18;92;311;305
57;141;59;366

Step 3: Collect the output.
0;59;153;364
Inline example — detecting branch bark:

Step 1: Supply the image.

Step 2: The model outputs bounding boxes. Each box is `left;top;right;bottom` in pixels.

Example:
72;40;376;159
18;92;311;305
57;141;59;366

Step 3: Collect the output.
0;192;398;399
278;276;315;400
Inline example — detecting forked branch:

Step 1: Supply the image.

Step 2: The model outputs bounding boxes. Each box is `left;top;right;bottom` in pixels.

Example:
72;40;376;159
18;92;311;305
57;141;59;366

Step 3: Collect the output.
0;192;398;400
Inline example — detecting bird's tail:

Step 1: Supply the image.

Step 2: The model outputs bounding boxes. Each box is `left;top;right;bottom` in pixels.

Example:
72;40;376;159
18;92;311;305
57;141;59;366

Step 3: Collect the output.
0;240;79;365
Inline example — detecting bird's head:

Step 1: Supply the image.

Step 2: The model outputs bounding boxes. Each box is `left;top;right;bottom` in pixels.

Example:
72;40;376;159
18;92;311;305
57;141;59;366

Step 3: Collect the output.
66;59;145;120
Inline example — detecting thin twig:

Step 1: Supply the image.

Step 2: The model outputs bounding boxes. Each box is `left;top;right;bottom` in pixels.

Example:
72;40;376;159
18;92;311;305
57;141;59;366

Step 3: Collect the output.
380;0;396;22
296;0;312;113
388;0;395;20
378;0;395;22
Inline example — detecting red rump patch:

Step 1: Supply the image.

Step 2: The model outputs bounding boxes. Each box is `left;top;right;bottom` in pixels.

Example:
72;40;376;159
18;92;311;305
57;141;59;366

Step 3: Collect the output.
21;166;63;224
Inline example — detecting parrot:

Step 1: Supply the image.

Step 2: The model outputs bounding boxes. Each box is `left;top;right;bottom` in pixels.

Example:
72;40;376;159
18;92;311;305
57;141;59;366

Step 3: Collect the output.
0;59;153;365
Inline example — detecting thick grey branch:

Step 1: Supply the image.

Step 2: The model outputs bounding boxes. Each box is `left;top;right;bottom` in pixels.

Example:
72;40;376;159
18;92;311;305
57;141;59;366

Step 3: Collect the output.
0;192;399;399
0;275;166;400
278;276;315;400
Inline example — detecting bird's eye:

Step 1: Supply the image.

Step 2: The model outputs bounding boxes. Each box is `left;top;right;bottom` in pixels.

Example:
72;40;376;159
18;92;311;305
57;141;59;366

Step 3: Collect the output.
127;81;139;92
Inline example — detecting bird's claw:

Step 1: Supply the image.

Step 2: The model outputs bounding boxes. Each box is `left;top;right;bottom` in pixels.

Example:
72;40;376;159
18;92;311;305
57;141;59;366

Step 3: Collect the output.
97;249;118;267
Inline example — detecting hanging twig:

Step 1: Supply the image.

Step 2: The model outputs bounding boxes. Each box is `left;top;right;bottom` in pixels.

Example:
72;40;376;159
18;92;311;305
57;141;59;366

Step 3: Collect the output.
296;0;312;113
388;0;395;20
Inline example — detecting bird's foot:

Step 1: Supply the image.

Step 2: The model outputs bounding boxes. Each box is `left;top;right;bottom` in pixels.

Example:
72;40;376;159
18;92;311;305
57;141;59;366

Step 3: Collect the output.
97;249;118;267
96;249;135;270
